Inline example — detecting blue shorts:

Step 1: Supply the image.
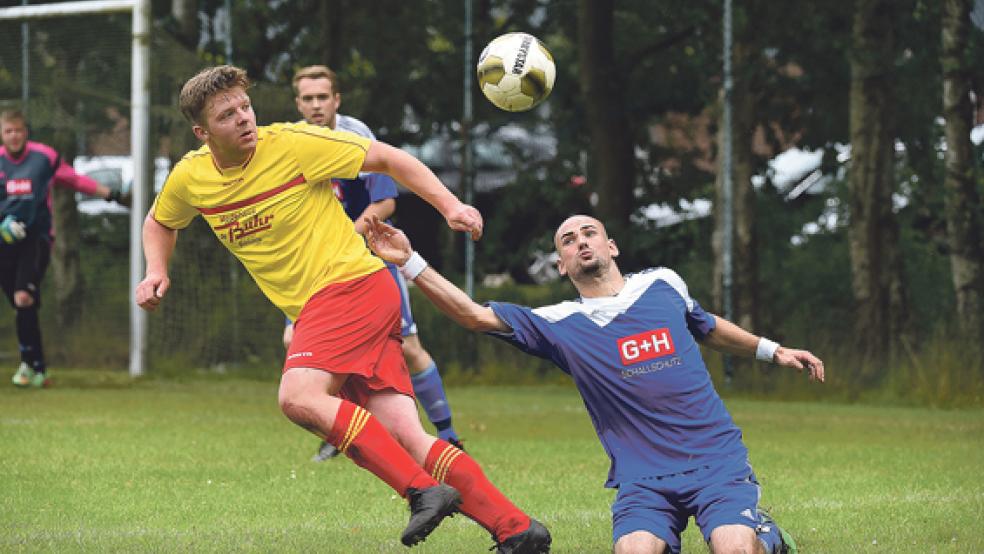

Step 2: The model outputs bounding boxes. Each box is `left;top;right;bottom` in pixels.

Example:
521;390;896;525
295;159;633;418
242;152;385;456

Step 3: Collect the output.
612;457;765;553
384;262;417;337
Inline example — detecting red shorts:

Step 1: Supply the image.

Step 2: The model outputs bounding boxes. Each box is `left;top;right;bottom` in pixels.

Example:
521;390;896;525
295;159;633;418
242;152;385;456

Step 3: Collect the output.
284;269;412;406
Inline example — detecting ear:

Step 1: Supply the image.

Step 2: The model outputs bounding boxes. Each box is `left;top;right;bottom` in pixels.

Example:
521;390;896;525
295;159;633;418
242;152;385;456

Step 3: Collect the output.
556;255;567;277
609;239;620;258
334;92;342;109
192;124;208;142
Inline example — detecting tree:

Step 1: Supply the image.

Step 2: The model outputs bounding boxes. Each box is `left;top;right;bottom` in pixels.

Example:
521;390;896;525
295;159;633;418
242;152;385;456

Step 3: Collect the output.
847;0;910;368
941;0;984;341
713;11;759;344
575;0;635;232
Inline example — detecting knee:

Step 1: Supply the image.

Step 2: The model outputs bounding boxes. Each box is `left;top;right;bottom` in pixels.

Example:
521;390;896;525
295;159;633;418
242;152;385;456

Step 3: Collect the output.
14;291;34;308
614;531;665;554
402;337;431;372
277;380;312;422
709;525;760;554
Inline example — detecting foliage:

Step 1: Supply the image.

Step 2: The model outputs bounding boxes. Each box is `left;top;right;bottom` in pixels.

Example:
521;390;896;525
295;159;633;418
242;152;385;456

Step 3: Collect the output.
0;1;981;390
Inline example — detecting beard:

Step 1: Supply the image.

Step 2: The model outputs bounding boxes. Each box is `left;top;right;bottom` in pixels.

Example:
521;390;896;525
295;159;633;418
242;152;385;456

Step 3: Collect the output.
571;256;607;280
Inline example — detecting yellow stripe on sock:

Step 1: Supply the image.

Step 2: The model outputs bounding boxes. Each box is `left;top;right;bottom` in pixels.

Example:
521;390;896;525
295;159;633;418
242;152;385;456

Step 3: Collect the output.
429;445;455;481
437;449;463;482
340;406;370;453
431;445;463;483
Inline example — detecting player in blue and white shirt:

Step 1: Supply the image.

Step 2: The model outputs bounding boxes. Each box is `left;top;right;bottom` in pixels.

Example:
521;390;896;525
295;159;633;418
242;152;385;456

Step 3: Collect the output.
364;214;824;554
286;66;462;461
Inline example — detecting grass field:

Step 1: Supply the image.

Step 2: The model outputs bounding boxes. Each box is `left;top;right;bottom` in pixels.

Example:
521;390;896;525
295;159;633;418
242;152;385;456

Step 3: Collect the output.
2;371;983;553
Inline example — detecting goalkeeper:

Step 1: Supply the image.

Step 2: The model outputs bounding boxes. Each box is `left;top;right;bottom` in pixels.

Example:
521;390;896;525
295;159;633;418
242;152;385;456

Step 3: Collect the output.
135;66;549;552
1;109;127;388
365;214;825;554
284;66;463;462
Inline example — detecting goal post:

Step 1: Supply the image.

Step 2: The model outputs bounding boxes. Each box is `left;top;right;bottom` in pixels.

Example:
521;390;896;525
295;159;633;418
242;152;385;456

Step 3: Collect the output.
0;0;151;377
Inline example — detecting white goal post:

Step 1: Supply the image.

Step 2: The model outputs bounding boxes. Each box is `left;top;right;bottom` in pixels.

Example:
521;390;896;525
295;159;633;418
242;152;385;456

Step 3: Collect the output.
0;0;151;377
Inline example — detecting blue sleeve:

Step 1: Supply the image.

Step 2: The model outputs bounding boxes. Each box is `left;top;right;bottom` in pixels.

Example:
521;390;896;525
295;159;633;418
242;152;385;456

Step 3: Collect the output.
485;301;566;368
686;298;716;341
365;174;398;203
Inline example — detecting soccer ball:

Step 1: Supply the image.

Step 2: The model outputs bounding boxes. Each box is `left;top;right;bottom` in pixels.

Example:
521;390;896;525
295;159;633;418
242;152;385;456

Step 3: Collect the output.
477;32;556;112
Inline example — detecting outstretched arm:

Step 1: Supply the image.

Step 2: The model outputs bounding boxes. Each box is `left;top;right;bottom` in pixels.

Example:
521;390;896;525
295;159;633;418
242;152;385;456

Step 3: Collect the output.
703;315;825;382
362;141;483;240
364;215;508;333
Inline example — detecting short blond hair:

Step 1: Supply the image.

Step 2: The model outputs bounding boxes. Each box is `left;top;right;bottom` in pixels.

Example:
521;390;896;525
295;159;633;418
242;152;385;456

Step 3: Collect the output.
292;65;339;96
179;65;251;124
0;109;26;126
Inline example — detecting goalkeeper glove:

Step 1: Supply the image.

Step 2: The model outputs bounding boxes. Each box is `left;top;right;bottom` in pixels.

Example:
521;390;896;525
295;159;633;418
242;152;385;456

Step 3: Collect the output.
0;215;27;244
107;189;131;206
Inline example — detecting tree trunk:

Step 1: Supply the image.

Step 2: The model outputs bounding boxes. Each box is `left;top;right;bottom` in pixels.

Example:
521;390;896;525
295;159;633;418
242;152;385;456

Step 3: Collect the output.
847;0;908;369
171;0;199;49
713;40;758;376
942;0;984;341
317;0;345;69
576;0;635;231
50;186;84;329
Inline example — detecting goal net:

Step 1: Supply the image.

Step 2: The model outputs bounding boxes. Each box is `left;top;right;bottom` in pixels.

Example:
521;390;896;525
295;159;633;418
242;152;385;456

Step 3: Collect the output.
0;5;284;375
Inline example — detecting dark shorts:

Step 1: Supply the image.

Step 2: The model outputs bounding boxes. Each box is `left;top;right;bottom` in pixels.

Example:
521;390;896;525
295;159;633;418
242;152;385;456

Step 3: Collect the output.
0;232;51;307
283;269;412;407
385;262;417;337
612;456;765;553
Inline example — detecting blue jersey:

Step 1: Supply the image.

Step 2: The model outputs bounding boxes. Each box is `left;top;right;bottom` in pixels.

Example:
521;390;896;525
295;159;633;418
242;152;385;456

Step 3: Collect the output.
325;113;400;221
331;173;399;222
487;268;747;487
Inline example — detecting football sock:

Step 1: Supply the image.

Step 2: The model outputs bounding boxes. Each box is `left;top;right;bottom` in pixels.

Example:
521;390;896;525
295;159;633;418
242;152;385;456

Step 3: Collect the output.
424;439;530;542
411;363;458;440
326;399;437;496
16;306;45;375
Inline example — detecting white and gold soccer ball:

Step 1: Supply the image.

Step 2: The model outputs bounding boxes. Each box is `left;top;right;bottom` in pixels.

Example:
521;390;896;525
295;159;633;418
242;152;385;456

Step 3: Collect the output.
477;32;556;112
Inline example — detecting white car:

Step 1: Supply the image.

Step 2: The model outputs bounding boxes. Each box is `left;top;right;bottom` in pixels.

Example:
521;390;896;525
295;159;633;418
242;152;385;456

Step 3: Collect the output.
73;155;171;215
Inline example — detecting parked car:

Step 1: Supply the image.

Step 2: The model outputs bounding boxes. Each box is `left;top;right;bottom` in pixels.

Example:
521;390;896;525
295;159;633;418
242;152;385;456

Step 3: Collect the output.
73;155;171;215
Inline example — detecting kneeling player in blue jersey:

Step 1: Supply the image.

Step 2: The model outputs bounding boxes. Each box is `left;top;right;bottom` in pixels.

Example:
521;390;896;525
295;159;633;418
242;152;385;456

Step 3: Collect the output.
364;214;824;554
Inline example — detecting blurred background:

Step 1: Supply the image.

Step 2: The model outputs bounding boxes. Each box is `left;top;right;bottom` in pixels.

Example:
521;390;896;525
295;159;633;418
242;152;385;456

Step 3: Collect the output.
0;0;982;406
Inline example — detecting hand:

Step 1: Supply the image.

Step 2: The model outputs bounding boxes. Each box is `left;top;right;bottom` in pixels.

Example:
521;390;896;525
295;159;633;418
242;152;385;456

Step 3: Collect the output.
136;272;170;312
774;347;825;383
363;215;413;265
445;202;483;241
0;215;27;244
108;189;132;207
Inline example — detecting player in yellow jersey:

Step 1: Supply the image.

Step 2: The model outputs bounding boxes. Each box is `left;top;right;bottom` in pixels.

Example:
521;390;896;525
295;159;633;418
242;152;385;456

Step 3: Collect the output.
135;66;550;552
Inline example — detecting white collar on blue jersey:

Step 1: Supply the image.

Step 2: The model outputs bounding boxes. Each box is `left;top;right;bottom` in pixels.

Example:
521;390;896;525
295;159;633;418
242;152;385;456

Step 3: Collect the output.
531;268;694;327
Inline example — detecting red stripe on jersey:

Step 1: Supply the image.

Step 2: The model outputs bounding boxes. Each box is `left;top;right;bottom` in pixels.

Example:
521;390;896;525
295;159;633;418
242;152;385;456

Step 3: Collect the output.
197;174;306;215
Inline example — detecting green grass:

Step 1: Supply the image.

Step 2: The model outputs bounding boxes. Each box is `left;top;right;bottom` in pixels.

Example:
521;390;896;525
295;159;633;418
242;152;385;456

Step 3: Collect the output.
2;371;983;553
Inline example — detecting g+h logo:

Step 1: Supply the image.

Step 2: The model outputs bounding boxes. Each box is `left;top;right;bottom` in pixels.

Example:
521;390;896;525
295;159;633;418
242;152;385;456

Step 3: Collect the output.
617;328;675;366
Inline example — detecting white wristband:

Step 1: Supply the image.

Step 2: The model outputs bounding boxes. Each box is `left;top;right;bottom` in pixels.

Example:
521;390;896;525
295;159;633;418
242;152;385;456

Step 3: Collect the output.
756;337;780;362
399;251;428;281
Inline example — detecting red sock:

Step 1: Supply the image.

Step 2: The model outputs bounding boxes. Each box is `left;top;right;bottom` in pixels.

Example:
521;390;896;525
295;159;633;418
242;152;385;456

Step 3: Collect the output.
327;399;437;496
424;439;530;542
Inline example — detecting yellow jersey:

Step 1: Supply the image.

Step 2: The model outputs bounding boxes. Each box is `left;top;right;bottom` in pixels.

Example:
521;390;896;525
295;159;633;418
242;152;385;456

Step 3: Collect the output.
153;122;384;320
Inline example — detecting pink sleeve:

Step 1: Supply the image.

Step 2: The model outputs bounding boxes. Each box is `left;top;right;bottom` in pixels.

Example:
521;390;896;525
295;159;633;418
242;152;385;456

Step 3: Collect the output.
54;160;102;195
